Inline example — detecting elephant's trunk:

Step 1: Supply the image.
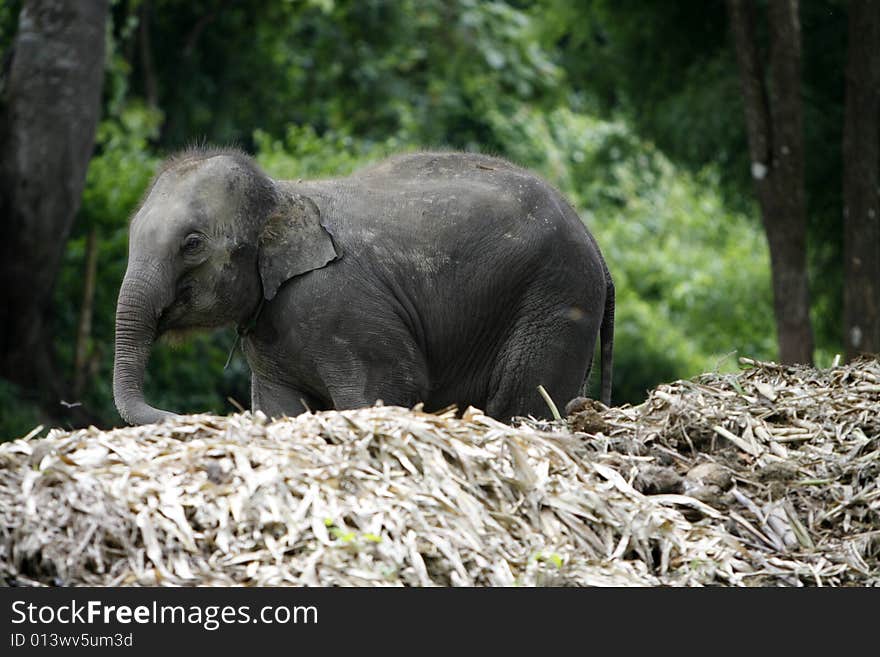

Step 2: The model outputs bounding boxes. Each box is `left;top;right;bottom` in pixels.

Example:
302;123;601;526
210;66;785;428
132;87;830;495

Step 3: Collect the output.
113;265;177;425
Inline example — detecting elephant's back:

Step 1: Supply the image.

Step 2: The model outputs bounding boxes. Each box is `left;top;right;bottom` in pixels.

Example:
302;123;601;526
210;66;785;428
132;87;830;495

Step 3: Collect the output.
297;151;591;252
298;151;601;306
352;150;522;180
351;151;568;217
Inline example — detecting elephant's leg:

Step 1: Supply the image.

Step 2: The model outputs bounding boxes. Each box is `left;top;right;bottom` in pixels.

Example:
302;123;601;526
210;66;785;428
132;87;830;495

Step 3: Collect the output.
251;375;322;419
328;376;424;410
318;332;429;411
486;309;598;422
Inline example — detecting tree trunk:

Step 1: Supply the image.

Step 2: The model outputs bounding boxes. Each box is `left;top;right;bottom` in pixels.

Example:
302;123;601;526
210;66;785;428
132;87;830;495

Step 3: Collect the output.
727;0;814;364
843;0;880;360
74;226;99;398
139;0;159;109
0;0;108;415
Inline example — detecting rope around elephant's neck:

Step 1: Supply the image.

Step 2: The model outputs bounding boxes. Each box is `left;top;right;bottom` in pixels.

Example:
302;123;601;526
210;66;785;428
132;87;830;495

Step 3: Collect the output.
224;298;265;370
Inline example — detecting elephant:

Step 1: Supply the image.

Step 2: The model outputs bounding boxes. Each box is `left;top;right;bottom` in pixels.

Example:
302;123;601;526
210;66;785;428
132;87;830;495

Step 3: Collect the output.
113;148;614;425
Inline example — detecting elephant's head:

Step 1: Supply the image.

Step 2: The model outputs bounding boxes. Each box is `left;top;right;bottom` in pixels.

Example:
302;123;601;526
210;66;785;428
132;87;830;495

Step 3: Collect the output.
113;149;339;425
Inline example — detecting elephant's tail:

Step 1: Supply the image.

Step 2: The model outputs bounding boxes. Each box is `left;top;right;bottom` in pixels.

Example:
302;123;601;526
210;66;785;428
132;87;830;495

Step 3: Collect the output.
599;270;615;406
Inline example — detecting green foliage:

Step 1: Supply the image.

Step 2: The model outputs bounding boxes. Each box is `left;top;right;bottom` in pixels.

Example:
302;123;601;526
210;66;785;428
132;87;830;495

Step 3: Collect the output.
0;0;20;54
0;0;819;434
81;103;163;229
537;0;746;195
253;125;408;179
0;379;44;441
53;103;160;422
540;0;849;353
134;0;561;151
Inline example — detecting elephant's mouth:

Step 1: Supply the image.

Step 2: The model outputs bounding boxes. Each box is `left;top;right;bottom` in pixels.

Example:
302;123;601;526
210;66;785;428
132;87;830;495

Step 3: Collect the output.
156;302;217;344
156;303;187;338
156;306;174;336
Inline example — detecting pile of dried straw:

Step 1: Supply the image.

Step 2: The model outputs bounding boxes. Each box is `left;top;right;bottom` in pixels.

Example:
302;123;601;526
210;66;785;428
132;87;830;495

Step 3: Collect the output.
1;357;877;586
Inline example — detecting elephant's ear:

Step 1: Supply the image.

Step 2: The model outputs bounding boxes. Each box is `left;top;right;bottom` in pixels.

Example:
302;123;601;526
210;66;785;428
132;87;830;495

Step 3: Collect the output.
258;192;341;300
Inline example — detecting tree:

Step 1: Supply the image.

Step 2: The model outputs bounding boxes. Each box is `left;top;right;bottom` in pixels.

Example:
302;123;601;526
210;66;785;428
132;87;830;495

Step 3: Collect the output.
543;1;849;361
0;0;108;417
726;0;814;364
842;0;880;360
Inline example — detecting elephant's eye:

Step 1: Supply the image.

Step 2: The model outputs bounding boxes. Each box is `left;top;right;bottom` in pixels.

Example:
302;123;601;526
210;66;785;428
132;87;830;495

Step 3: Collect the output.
182;233;204;254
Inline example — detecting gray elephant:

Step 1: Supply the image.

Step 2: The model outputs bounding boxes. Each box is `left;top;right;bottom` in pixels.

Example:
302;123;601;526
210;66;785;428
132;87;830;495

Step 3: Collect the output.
113;148;614;425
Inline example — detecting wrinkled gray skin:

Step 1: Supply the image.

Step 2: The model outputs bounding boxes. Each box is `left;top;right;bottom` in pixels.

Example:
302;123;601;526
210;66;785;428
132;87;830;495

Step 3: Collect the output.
113;149;614;425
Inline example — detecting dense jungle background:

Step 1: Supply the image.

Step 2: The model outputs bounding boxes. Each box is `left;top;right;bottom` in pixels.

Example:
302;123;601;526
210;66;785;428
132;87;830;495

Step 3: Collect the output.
0;0;877;438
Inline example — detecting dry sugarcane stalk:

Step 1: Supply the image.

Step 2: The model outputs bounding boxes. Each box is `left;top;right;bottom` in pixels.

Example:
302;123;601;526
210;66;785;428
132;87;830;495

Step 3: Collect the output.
1;357;879;586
